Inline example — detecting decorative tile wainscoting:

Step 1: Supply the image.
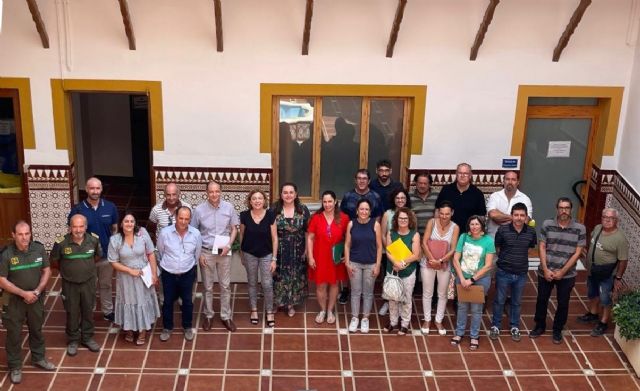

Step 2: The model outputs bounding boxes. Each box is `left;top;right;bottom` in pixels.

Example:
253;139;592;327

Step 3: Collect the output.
26;165;74;250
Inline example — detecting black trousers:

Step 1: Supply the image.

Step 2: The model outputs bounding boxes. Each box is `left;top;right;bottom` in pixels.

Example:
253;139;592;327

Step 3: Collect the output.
533;275;575;333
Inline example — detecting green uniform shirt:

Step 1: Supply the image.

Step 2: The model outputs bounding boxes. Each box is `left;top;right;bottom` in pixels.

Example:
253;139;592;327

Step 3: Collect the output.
49;233;102;283
0;241;49;291
586;224;629;267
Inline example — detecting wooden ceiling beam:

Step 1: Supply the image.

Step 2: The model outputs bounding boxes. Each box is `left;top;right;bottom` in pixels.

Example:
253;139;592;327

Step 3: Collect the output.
469;0;500;61
552;0;592;62
386;0;407;58
117;0;136;50
25;0;50;48
213;0;224;52
301;0;314;55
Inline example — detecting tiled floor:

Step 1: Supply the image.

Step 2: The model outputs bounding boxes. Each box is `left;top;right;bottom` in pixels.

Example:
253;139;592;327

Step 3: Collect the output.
1;271;638;390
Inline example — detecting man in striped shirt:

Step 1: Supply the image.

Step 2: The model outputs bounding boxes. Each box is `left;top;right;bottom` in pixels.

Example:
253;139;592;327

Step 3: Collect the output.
530;197;586;344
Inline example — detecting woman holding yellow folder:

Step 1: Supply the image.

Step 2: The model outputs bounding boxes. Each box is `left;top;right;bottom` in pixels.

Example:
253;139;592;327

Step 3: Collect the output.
451;215;495;350
382;207;421;336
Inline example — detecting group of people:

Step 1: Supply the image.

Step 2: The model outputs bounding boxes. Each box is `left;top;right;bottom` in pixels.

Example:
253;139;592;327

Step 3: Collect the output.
0;160;630;384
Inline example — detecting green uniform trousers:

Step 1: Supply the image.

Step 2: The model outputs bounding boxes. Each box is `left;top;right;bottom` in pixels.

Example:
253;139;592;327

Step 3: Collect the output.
3;293;46;370
61;276;96;344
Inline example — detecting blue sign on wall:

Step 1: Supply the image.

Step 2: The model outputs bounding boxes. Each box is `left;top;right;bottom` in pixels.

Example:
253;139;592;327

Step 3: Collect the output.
502;158;518;169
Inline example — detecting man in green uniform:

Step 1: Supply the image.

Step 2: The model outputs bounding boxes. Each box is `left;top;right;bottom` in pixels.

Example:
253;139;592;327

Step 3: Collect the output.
50;214;102;356
0;221;56;384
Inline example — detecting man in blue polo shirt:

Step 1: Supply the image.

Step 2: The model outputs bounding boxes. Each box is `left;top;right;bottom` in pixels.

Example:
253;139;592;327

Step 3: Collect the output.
68;177;118;322
489;203;537;342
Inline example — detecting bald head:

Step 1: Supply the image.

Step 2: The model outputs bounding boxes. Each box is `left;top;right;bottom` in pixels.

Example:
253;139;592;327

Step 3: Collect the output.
164;183;181;207
70;214;88;242
86;177;103;202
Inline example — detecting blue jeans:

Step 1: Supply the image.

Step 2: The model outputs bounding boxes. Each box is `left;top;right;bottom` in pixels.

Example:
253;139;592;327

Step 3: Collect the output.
455;275;491;339
492;268;527;329
161;266;196;330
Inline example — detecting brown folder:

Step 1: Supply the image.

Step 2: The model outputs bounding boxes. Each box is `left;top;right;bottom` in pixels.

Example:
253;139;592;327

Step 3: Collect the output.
456;284;485;303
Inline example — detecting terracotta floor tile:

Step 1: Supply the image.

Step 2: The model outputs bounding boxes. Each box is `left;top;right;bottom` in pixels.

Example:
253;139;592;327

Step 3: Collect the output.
542;352;582;371
463;352;502;371
95;374;138;390
389;376;428;390
149;332;187;350
382;335;418;352
584;352;625;369
307;334;340;351
273;334;305;351
190;351;226;369
145;350;182;369
572;335;616;352
307;351;342;371
552;375;595;390
49;373;91;391
59;350;101;368
185;375;223;391
42;331;69;349
349;334;383;352
272;351;306;370
353;376;390;391
270;376;307;391
500;336;537;352
106;349;147;369
194;333;229;350
515;375;558;391
308;376;344;391
223;375;260;391
226;351;261;370
533;335;571;352
429;352;465;371
272;313;305;328
597;374;640;390
229;333;262;350
507;352;545;370
470;376;510;391
424;335;457;352
351;352;387;371
138;374;176;389
386;352;421;372
435;376;474;390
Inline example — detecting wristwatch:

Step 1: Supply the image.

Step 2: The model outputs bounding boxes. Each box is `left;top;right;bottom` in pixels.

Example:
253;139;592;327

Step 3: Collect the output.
33;289;41;297
470;277;476;283
271;256;277;262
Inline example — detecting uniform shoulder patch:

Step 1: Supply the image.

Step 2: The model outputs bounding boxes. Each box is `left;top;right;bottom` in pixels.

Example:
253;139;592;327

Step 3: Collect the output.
55;236;65;244
90;232;100;239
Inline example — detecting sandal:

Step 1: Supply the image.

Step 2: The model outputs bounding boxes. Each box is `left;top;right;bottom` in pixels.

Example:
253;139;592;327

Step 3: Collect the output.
250;310;259;325
383;322;396;333
470;338;479;351
421;320;430;335
315;310;326;324
326;311;336;324
435;321;446;336
287;306;296;317
450;336;463;346
397;326;409;336
125;330;134;343
266;313;275;328
136;331;146;345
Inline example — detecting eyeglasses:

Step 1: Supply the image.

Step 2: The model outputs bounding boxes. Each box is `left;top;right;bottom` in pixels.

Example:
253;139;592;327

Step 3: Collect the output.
602;216;617;221
397;217;409;221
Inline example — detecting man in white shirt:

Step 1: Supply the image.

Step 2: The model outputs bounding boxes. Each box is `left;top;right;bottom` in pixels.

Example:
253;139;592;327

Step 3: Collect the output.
487;171;533;238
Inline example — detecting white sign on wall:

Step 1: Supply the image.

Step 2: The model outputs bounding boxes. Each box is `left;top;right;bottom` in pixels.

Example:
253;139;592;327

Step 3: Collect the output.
547;141;571;158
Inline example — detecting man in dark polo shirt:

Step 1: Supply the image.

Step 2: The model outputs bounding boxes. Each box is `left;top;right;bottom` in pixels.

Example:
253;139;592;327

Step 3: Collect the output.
68;176;118;322
50;214;103;356
369;159;405;212
435;163;486;232
0;221;55;384
530;197;586;344
489;203;537;342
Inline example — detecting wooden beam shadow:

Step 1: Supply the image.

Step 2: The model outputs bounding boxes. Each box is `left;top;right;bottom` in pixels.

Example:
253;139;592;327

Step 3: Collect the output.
25;0;50;48
553;0;592;62
469;0;500;61
386;0;408;58
117;0;136;50
302;0;314;55
214;0;224;52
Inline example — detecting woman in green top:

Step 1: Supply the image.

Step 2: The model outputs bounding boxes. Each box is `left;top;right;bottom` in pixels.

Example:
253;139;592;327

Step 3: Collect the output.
382;207;422;336
451;215;495;350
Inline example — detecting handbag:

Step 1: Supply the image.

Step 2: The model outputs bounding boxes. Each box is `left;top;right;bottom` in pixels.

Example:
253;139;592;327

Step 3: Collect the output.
589;227;618;281
382;270;405;303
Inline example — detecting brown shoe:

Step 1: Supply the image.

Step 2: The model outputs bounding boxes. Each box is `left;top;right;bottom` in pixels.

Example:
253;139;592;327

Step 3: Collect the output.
222;319;237;332
202;317;212;331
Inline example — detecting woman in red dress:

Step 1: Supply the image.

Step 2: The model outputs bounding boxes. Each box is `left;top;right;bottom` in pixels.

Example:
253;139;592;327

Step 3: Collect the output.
307;190;349;324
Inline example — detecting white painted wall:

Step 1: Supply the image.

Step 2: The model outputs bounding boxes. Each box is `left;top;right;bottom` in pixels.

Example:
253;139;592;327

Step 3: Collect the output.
619;20;640;192
0;0;638;173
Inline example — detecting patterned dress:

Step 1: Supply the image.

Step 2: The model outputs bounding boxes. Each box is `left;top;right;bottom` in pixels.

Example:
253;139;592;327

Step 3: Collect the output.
273;205;310;307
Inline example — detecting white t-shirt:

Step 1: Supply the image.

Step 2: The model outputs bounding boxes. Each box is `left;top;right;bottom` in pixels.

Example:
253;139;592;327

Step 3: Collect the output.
486;189;533;237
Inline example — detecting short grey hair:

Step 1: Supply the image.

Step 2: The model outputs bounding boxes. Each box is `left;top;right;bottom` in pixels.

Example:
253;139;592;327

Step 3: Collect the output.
602;208;619;218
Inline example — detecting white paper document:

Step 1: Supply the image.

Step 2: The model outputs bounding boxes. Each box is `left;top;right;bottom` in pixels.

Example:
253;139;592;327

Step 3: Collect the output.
547;141;571;158
213;235;232;255
141;263;153;288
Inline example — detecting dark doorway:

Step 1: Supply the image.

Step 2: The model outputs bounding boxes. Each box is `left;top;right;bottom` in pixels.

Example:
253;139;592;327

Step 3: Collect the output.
71;93;152;224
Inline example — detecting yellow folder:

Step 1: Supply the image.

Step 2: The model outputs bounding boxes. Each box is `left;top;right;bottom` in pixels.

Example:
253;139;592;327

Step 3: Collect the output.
386;238;412;261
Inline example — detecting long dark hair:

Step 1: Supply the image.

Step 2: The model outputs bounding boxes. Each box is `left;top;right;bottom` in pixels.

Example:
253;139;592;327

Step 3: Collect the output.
117;210;141;238
273;182;304;215
388;187;412;210
315;190;342;225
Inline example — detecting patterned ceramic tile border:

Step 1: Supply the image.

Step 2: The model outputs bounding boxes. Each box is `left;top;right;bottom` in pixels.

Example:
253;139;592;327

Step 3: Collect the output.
154;167;272;213
26;165;74;250
606;173;640;291
407;169;509;196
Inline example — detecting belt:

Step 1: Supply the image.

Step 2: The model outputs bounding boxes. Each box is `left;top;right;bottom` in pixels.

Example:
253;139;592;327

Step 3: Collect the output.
202;246;212;251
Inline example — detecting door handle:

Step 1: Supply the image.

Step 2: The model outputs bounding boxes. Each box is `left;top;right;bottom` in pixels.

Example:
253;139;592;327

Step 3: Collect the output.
571;180;587;207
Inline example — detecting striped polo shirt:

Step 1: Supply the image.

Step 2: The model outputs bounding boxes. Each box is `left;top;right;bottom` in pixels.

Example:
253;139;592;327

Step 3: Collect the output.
495;223;537;275
537;218;586;279
410;190;439;235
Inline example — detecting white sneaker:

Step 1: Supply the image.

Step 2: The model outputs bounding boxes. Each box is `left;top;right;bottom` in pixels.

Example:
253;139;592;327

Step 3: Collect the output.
360;318;370;334
378;302;389;316
348;317;359;333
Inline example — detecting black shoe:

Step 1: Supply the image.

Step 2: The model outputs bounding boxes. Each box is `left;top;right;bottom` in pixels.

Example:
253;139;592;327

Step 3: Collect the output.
552;331;563;344
104;312;115;322
529;327;545;338
577;312;599;323
338;289;349;305
591;322;608;337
